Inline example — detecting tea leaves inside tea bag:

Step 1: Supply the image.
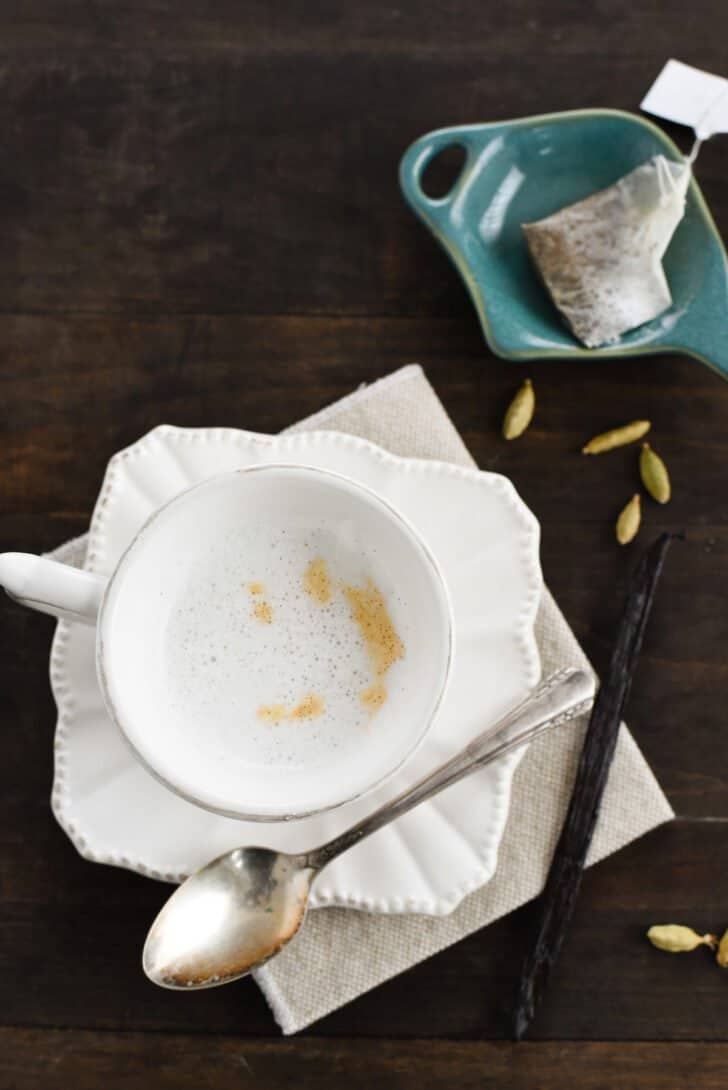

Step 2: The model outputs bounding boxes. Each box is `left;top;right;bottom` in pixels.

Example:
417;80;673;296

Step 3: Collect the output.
522;155;690;348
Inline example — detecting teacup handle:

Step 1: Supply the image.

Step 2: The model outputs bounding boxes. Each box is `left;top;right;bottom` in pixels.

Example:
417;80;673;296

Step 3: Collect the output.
0;553;106;624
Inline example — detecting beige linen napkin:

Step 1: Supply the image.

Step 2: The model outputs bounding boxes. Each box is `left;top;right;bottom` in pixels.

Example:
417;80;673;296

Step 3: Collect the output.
51;364;673;1034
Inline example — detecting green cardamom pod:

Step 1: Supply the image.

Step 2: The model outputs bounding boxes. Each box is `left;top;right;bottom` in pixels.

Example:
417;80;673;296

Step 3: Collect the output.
716;929;728;968
582;419;651;454
640;443;671;504
647;924;717;953
502;378;535;440
616;493;641;545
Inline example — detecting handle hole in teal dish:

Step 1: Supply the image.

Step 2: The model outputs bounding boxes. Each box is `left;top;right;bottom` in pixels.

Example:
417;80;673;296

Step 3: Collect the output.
420;144;467;200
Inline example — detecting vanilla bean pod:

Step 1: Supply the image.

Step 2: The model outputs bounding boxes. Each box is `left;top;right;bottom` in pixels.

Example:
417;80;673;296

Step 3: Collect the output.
512;532;678;1040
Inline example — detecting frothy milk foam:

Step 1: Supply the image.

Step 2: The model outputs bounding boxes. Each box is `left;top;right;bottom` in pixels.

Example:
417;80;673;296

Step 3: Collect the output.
165;523;407;773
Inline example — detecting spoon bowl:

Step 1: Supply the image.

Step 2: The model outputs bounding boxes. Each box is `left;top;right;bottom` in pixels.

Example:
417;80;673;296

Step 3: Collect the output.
143;848;315;988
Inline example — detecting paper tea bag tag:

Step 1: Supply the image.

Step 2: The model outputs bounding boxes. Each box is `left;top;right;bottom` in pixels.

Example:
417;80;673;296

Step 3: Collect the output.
641;59;728;141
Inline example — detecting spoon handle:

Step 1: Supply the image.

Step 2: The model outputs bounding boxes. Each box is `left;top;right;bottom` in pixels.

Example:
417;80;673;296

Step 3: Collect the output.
307;667;594;871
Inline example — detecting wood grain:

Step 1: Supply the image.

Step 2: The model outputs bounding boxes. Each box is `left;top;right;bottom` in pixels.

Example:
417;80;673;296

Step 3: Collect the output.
0;8;723;321
3;1031;728;1090
1;0;728;1083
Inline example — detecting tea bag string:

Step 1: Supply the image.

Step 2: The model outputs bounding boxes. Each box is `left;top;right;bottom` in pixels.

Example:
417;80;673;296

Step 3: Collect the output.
688;84;728;166
687;135;703;165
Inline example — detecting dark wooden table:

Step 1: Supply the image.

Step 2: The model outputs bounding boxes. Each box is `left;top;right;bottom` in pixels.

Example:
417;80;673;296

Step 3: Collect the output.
2;3;728;1087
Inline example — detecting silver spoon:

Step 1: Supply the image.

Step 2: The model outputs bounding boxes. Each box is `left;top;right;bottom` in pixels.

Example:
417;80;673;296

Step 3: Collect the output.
143;667;593;990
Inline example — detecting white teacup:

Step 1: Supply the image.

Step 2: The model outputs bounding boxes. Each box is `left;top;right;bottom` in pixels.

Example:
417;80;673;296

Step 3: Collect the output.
0;466;453;820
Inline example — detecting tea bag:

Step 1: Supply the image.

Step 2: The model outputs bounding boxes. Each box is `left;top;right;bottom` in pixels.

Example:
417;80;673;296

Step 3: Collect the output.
522;155;691;347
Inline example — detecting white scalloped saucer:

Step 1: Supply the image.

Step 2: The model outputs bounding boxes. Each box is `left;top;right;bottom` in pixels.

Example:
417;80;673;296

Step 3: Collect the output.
50;427;541;916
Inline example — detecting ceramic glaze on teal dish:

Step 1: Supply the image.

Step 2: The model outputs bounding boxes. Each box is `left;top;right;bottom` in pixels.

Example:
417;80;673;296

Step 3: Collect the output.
399;109;728;379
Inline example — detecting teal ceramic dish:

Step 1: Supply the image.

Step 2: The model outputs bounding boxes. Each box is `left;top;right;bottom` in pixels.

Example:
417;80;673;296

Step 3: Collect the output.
399;109;728;379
